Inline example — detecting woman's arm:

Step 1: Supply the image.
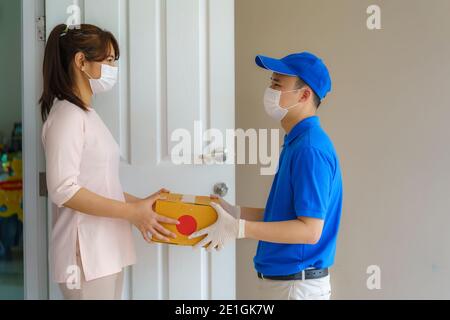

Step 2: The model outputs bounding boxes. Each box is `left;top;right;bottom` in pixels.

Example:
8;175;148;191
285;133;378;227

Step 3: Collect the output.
66;188;132;220
64;188;180;243
124;192;142;203
42;108;178;243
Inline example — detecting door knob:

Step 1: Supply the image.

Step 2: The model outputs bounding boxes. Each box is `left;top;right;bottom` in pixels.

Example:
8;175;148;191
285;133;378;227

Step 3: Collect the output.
213;182;229;197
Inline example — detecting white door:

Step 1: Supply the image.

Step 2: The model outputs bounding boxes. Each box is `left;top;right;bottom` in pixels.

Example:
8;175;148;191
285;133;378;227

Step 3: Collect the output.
22;0;49;300
45;0;236;299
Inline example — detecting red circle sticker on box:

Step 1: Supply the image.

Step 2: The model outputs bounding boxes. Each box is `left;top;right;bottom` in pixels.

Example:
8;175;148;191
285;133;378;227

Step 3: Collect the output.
177;215;198;236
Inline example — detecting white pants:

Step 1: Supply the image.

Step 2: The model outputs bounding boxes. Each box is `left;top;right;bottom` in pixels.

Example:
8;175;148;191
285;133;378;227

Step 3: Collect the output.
257;275;331;300
58;240;124;300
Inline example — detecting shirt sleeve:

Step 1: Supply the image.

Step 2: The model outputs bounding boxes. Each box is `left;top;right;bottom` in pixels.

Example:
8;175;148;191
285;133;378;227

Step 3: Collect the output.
42;107;85;208
292;147;333;220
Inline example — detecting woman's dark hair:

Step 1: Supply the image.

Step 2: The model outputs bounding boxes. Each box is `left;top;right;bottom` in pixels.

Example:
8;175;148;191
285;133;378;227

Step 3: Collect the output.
39;24;120;121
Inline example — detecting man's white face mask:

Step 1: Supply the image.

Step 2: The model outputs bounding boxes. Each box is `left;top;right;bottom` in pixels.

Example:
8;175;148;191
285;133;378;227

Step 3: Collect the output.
83;63;118;95
263;87;302;121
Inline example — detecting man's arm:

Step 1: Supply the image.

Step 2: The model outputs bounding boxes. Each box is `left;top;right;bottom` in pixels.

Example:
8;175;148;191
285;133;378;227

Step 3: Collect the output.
189;205;325;250
212;196;265;221
244;216;324;244
192;147;332;250
243;147;329;245
240;207;265;221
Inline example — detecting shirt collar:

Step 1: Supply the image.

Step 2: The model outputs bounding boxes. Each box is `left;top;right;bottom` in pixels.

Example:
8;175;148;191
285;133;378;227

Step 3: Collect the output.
284;116;320;146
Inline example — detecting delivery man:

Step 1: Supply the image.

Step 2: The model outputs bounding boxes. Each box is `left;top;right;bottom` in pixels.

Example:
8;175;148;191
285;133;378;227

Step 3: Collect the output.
190;52;343;300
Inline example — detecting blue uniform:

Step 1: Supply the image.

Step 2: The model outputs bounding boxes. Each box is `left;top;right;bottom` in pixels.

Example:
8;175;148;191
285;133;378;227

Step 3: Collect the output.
254;116;343;276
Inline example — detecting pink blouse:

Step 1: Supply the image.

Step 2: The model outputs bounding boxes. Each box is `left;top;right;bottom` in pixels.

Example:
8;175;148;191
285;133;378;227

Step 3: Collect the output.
42;99;136;283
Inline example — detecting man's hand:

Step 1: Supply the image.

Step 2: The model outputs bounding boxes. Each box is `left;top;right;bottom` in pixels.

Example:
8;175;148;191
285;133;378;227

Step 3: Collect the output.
188;202;245;252
210;195;266;221
210;195;241;219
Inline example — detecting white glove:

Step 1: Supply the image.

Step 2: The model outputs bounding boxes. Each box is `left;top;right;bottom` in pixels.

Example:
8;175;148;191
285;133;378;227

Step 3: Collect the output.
188;202;246;252
217;198;241;219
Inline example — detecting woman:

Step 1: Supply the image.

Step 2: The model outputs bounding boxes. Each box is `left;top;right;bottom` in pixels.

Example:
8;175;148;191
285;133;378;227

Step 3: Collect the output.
39;24;179;300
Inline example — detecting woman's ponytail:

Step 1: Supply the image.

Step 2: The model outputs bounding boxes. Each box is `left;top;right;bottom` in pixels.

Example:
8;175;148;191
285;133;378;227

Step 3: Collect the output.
40;24;73;121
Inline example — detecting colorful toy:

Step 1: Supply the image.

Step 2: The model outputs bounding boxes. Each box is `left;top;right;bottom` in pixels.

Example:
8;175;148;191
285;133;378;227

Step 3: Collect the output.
0;159;23;221
0;123;23;259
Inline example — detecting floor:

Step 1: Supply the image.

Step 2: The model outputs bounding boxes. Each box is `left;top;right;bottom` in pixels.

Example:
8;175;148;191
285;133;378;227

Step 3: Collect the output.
0;248;24;300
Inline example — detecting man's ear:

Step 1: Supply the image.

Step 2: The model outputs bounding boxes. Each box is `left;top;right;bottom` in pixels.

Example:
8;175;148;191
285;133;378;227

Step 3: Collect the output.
299;87;312;103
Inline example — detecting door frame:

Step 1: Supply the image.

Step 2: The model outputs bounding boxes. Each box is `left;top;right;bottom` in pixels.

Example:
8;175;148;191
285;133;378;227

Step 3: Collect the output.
21;0;49;300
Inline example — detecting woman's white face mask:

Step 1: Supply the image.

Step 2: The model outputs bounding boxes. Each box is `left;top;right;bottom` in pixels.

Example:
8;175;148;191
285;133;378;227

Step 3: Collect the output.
83;64;118;95
263;87;302;121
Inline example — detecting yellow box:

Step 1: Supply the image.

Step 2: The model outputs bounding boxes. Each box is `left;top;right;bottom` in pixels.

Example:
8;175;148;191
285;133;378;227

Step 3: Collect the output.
153;193;219;246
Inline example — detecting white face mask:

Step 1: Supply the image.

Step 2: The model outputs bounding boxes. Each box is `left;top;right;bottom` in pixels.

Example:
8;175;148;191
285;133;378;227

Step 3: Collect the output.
263;87;301;121
83;64;118;94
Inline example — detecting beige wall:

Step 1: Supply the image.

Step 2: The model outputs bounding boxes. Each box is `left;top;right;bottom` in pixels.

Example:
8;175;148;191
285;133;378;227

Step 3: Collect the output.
236;0;450;299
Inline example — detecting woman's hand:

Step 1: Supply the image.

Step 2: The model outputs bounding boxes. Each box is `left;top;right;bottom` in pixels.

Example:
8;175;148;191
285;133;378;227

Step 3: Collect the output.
129;189;180;243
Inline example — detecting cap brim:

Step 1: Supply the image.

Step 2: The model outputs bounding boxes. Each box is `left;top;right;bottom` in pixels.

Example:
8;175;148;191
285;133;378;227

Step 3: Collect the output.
255;55;297;76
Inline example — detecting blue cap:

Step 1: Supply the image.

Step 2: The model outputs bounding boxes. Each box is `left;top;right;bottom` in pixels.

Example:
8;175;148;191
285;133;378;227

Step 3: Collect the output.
255;52;332;100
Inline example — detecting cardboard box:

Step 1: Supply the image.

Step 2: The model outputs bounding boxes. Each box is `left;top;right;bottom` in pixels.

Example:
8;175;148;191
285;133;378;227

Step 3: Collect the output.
153;193;219;246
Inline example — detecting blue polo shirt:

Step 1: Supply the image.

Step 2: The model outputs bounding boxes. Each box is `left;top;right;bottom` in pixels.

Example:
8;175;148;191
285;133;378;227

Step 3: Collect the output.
254;116;343;276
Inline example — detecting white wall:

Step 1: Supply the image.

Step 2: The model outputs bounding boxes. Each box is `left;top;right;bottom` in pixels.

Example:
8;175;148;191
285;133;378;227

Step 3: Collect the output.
0;0;22;141
236;0;450;299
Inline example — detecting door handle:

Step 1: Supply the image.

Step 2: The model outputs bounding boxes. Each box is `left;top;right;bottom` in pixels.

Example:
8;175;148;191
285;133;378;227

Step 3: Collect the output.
199;148;228;163
213;182;229;197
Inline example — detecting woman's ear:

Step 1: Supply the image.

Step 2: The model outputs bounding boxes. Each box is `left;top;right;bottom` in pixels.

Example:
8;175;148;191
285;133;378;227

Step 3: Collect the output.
74;52;86;71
